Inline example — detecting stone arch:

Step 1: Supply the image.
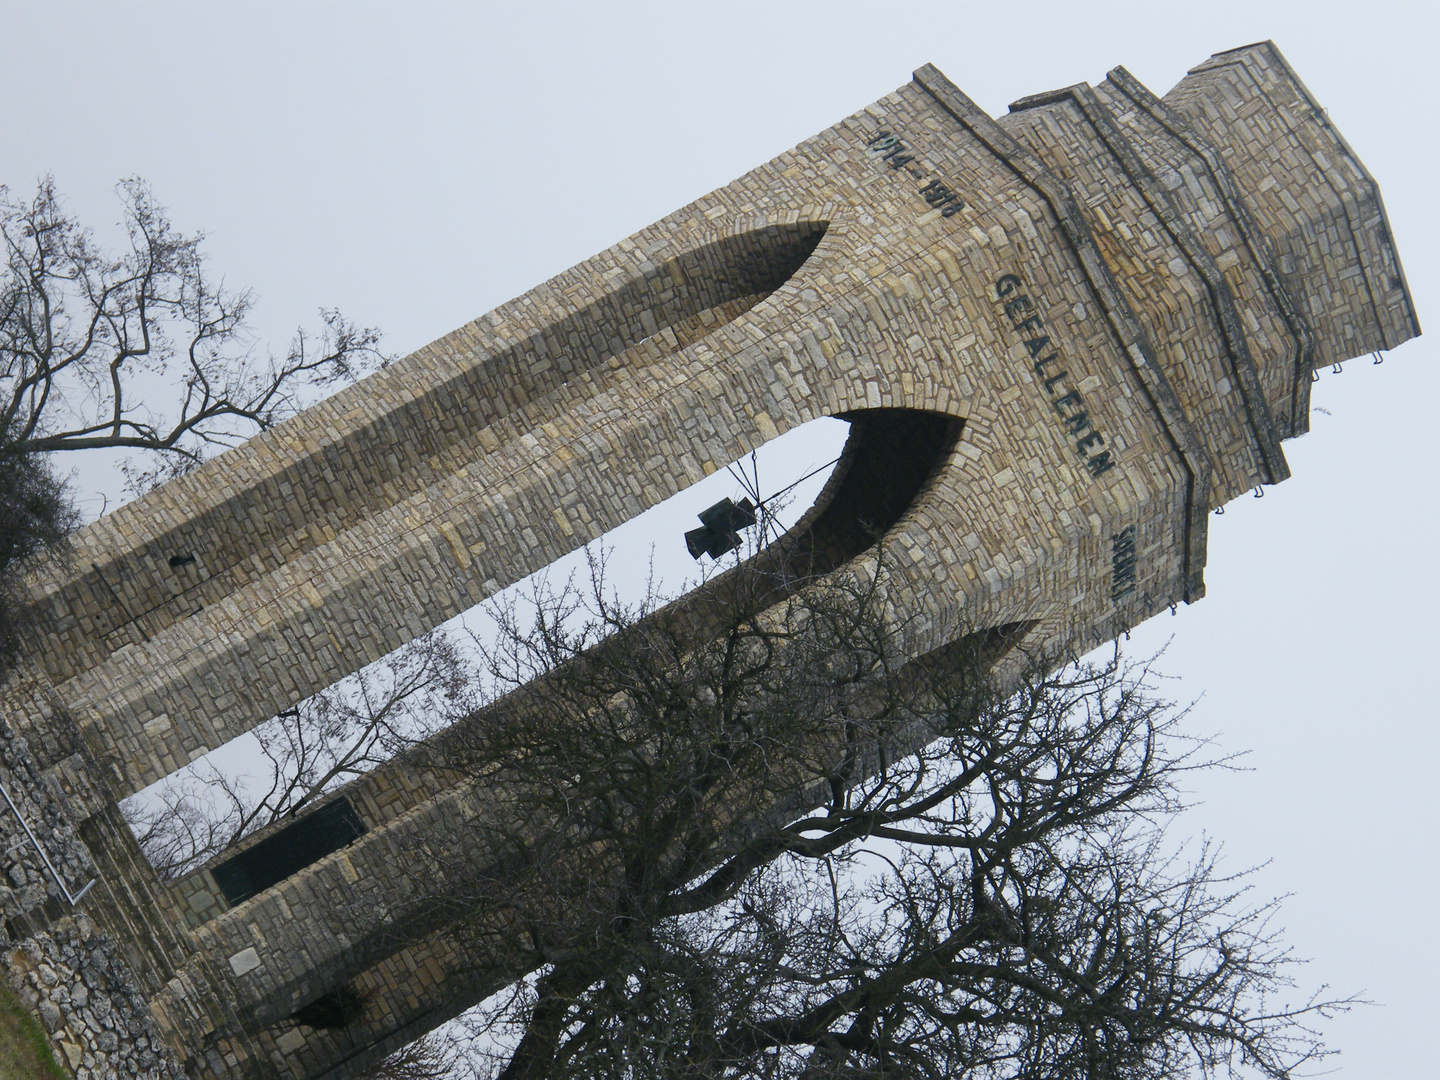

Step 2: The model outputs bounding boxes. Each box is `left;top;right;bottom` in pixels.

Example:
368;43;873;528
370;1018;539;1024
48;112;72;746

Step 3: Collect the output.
157;409;977;1054
777;408;965;577
26;222;832;688
157;410;963;932
667;408;965;638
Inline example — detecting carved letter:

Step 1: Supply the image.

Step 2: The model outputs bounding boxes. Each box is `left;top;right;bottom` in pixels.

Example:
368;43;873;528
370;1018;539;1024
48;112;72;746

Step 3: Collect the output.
1051;391;1082;414
995;274;1023;297
1024;335;1052;358
1086;450;1115;477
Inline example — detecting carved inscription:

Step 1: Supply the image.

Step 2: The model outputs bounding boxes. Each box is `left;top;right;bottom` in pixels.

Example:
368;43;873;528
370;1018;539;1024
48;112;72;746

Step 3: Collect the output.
865;131;966;217
995;274;1114;478
1110;526;1137;602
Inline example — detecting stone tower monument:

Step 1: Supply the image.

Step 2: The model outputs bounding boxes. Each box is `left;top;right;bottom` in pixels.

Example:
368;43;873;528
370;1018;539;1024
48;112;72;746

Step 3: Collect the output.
0;41;1417;1079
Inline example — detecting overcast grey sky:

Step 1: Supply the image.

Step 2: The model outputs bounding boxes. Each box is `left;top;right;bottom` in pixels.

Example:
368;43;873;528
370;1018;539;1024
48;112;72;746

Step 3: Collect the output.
4;2;1436;1074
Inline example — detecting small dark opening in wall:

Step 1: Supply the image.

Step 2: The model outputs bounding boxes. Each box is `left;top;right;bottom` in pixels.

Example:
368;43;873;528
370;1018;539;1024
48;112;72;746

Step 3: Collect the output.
292;985;367;1030
211;797;365;906
909;620;1039;675
167;554;196;568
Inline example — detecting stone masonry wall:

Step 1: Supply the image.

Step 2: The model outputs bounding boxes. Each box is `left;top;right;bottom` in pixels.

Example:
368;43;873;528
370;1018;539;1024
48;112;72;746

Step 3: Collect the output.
0;711;93;936
0;708;189;1078
4;915;188;1080
129;45;1419;1078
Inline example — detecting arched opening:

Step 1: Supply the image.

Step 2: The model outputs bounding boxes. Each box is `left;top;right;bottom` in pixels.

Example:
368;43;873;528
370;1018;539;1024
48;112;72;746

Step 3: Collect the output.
135;407;993;1059
124;416;851;897
772;408;965;577
131;407;969;938
40;222;831;683
666;408;965;640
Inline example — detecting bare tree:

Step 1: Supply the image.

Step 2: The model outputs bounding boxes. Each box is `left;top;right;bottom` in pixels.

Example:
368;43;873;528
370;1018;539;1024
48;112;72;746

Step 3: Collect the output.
359;1033;471;1080
110;508;1348;1077
0;177;388;473
359;553;1351;1080
0;175;390;658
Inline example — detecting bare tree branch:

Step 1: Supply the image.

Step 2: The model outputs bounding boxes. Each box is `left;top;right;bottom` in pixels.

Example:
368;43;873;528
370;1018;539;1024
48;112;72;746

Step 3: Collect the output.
327;553;1347;1080
126;630;472;880
0;177;391;480
122;523;1345;1078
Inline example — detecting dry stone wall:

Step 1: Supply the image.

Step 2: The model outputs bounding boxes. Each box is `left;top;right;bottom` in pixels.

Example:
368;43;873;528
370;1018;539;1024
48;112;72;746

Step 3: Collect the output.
5;915;187;1080
1;710;188;1079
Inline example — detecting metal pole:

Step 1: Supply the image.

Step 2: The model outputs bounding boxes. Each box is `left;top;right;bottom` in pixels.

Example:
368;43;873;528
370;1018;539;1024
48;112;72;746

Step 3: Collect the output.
0;775;95;907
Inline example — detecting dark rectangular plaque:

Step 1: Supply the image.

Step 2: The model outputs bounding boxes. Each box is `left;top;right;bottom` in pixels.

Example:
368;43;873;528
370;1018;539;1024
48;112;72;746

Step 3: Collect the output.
211;797;366;907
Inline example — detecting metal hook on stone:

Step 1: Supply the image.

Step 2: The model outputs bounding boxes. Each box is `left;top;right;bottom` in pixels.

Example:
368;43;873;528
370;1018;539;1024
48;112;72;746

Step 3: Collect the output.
1332;362;1344;374
1214;505;1225;515
1169;603;1177;616
1253;485;1265;498
1373;351;1385;365
1311;369;1320;382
